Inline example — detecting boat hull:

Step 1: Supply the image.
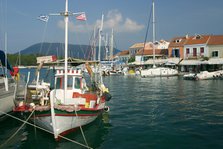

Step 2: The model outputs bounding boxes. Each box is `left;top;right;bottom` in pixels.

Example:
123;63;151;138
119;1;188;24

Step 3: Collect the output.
31;108;103;139
0;81;15;119
196;70;223;80
141;67;178;77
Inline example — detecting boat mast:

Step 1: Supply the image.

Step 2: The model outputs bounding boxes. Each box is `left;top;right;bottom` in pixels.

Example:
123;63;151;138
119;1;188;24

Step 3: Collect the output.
110;28;114;61
93;26;97;61
105;33;108;60
64;0;69;102
98;14;104;61
152;0;156;68
4;33;8;91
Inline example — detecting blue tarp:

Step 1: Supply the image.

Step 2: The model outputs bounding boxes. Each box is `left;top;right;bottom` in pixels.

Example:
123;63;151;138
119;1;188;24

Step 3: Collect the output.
0;50;13;72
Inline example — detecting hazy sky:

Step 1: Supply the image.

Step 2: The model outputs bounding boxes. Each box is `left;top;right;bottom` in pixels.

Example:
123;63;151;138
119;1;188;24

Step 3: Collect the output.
1;0;223;53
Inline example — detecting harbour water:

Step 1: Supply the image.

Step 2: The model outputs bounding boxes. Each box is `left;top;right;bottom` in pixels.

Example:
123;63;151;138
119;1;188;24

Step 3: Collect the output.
0;72;223;149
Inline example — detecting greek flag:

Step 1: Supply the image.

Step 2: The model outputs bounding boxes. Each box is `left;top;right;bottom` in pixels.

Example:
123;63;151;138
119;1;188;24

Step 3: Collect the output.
37;15;49;22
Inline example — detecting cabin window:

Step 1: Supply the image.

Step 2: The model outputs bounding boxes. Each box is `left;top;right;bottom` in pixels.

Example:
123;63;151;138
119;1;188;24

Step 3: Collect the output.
74;77;81;89
56;77;64;89
212;51;219;57
67;76;73;90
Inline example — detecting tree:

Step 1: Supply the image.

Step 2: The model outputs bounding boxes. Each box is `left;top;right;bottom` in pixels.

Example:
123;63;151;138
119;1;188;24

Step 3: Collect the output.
128;57;135;63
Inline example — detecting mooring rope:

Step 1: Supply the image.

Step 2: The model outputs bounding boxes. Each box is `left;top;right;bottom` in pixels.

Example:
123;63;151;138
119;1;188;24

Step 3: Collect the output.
0;111;93;149
0;110;35;148
74;109;90;149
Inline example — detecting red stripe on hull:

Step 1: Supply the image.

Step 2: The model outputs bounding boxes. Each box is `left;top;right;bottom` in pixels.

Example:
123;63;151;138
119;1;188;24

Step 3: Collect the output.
56;127;79;141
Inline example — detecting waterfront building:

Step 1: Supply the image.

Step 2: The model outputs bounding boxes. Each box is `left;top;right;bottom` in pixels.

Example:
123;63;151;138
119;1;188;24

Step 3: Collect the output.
129;42;145;58
168;35;189;59
134;40;169;64
168;34;223;72
114;50;130;64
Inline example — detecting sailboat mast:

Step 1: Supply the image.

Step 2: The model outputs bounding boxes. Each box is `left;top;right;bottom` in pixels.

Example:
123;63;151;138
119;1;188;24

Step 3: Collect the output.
110;29;114;61
64;0;69;102
93;26;96;61
152;0;156;68
98;14;104;61
4;33;8;91
105;33;108;60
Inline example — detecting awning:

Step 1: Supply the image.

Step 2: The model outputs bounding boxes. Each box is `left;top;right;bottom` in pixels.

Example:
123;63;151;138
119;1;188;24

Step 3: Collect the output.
207;58;223;64
179;60;201;65
165;58;181;65
144;59;167;65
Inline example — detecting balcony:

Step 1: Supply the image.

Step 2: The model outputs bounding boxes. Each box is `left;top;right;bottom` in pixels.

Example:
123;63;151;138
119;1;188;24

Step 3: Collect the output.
185;53;204;59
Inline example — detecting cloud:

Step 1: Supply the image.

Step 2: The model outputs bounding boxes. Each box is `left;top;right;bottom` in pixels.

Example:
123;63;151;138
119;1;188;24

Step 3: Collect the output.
103;10;144;33
57;20;84;32
57;10;144;34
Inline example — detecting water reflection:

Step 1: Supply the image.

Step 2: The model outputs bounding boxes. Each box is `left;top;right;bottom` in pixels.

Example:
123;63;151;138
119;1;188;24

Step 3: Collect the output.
0;116;28;149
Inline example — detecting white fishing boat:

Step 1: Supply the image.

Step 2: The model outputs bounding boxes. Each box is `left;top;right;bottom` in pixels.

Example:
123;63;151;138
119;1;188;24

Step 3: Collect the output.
14;0;111;141
140;0;178;77
0;50;16;120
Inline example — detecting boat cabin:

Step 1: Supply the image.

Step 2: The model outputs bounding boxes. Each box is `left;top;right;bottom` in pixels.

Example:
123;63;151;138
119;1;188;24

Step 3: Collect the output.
54;69;88;93
51;68;91;106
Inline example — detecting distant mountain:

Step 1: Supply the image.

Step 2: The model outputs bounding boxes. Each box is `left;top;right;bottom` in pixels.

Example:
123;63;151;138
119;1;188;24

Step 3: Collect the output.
18;42;120;60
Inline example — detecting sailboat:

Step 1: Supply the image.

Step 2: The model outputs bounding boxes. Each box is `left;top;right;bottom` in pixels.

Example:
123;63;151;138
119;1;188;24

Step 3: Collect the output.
14;0;111;141
17;50;26;69
140;0;178;77
0;50;16;120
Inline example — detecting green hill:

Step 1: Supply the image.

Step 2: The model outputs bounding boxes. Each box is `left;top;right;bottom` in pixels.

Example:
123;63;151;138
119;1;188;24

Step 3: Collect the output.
18;42;120;60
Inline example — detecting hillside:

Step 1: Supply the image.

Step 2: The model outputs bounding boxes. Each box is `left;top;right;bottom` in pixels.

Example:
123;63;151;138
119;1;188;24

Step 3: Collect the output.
19;42;120;60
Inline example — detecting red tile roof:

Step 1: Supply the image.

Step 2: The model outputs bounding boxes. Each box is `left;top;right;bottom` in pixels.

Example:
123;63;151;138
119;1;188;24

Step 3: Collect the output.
169;36;188;47
184;35;210;45
136;49;168;56
207;35;223;45
117;50;129;56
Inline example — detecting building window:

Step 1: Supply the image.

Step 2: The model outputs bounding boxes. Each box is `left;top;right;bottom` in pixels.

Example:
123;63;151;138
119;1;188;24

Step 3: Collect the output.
175;39;181;43
186;48;190;55
212;51;219;57
193;48;197;56
200;47;204;54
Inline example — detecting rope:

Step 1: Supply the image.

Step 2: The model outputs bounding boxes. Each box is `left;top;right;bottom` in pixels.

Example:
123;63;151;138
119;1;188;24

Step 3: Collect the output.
74;109;90;149
0;111;93;149
0;110;35;148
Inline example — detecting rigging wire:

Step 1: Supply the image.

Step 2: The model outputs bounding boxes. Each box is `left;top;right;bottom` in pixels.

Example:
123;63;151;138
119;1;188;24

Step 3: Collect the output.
39;21;49;55
141;2;153;62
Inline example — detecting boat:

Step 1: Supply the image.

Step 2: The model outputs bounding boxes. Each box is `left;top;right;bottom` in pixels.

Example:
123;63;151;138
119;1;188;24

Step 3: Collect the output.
14;0;111;141
183;73;197;80
140;0;178;77
183;70;223;80
0;50;16;120
141;67;178;77
196;70;223;80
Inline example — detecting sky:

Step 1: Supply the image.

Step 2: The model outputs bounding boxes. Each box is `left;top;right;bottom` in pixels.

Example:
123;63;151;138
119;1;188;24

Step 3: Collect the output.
0;0;223;53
